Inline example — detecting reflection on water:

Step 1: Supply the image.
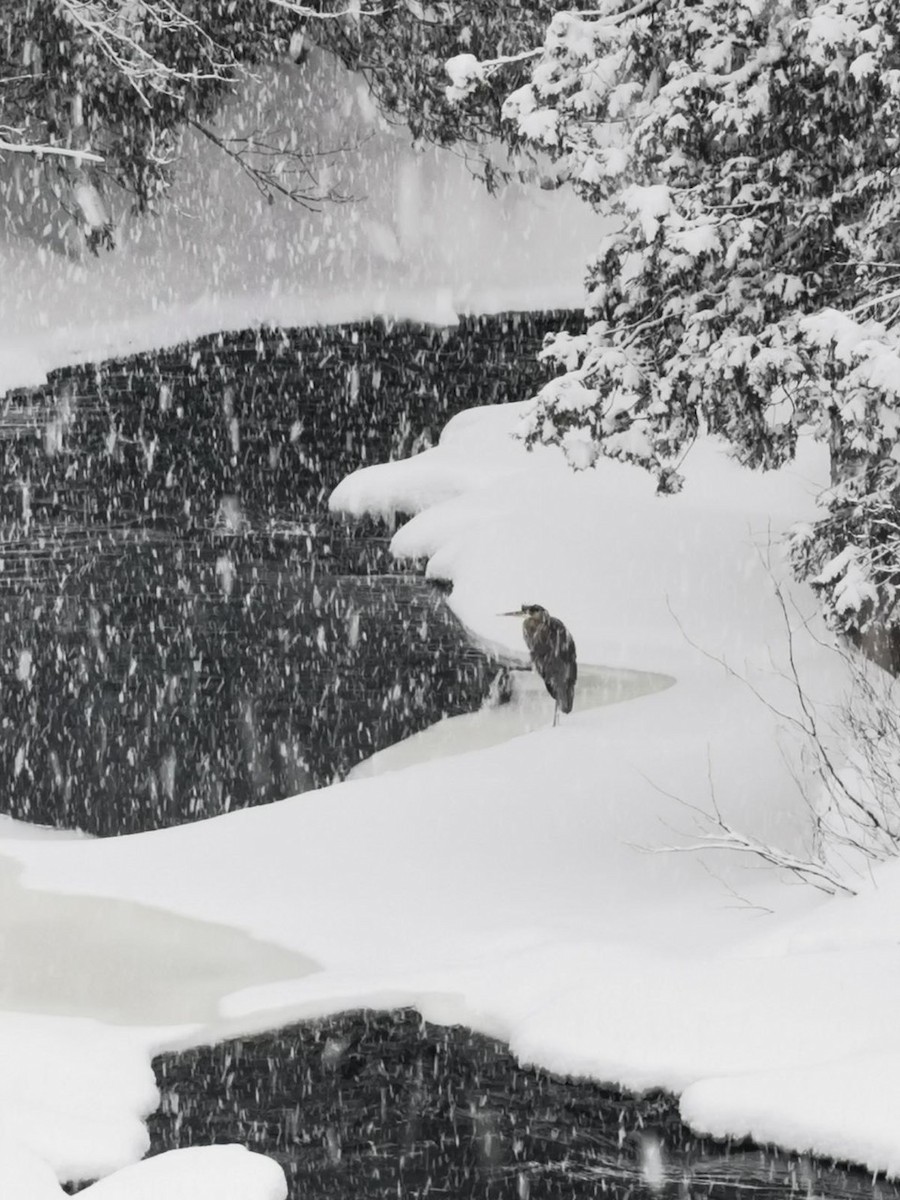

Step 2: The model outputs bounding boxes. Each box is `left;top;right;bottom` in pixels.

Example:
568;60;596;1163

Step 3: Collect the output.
0;315;569;835
148;1010;899;1200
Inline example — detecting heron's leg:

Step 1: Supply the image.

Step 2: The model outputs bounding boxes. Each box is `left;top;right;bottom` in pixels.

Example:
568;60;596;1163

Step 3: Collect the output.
553;699;559;727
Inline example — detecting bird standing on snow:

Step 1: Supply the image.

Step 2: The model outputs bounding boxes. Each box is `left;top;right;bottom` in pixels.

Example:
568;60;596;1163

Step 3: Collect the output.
502;604;577;726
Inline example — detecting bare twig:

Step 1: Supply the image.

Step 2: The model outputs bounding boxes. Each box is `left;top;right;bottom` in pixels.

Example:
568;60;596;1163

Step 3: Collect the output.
186;119;357;210
761;546;890;835
635;757;856;896
647;546;900;897
697;858;776;915
663;594;807;732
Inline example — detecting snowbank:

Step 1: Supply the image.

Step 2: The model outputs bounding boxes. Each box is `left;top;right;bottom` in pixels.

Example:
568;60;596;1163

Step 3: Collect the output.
331;400;831;679
0;1140;287;1200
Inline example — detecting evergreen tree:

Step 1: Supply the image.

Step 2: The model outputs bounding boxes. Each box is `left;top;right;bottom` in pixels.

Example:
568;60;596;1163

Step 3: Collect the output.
310;0;558;188
447;0;900;653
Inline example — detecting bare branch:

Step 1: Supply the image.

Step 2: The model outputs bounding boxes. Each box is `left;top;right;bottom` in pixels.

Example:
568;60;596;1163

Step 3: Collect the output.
186;118;357;211
664;594;808;733
635;745;857;896
641;539;900;899
640;836;854;895
697;858;776;915
50;0;385;111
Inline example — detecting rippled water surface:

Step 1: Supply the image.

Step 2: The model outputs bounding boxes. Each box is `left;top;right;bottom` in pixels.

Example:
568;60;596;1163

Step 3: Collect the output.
147;1010;899;1200
0;315;569;834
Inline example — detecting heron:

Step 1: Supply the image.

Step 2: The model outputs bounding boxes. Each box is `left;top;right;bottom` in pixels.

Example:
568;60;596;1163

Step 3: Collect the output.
501;604;577;726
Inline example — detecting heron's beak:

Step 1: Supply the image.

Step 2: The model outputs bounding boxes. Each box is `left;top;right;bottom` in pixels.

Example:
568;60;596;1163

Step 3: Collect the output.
499;609;526;617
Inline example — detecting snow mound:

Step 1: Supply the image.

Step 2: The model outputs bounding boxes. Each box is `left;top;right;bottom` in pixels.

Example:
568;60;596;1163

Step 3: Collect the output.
77;1145;287;1200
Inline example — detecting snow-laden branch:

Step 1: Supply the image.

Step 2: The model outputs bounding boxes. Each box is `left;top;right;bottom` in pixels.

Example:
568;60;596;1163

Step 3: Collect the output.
267;0;385;15
849;288;900;317
56;0;231;106
445;0;660;100
54;0;384;106
0;137;103;163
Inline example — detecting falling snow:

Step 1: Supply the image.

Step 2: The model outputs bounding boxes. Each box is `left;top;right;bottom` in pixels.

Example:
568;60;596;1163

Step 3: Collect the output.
0;22;898;1200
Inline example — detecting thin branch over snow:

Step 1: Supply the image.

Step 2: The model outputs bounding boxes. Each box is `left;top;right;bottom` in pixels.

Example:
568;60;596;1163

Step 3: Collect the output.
649;570;900;898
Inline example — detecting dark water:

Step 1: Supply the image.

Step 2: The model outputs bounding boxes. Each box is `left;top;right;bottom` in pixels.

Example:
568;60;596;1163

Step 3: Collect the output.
0;314;568;834
145;1010;898;1200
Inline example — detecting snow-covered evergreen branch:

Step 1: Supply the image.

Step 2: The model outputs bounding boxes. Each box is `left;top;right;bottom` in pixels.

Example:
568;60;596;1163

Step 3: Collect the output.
443;0;900;643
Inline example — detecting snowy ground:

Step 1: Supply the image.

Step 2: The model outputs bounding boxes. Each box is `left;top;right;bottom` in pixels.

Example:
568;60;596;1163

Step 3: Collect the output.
2;42;900;1200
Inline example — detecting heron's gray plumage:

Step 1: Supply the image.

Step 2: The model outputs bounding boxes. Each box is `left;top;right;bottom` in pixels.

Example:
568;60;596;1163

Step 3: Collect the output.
502;603;577;724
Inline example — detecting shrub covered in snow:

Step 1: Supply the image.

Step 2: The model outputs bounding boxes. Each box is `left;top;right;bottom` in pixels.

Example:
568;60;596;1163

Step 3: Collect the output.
444;0;900;648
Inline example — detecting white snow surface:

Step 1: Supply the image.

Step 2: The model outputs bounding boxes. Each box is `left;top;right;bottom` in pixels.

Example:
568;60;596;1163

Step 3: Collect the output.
0;1140;286;1200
